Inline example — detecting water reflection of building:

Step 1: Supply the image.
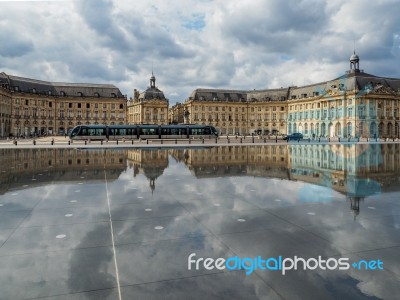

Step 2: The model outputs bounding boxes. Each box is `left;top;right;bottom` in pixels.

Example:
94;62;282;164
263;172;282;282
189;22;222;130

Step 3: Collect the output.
127;149;169;193
0;148;127;195
171;145;289;179
2;145;400;217
169;144;399;217
288;143;400;217
288;144;400;192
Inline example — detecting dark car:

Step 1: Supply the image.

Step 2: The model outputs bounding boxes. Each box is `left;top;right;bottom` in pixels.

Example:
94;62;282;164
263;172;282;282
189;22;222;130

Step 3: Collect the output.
283;133;304;140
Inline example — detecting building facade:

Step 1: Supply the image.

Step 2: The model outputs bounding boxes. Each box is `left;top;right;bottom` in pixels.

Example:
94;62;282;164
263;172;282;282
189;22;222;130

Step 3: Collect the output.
0;72;126;137
168;102;185;124
287;53;400;138
127;73;169;125
182;53;400;138
2;53;399;138
0;82;12;138
183;88;288;135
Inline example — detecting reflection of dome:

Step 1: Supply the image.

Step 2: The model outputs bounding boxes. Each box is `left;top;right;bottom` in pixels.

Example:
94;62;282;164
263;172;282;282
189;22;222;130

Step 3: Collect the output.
142;165;164;182
142;163;167;193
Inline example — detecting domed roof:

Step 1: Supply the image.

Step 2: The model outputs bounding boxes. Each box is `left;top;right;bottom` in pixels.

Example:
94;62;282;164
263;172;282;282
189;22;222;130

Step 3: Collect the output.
138;73;167;101
139;87;166;100
350;52;359;61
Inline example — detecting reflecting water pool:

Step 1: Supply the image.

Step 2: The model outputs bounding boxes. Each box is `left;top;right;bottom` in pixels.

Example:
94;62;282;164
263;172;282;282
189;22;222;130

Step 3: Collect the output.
0;144;399;300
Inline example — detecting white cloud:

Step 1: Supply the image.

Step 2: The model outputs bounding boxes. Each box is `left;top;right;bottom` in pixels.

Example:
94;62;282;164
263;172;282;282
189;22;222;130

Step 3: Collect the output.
1;0;400;104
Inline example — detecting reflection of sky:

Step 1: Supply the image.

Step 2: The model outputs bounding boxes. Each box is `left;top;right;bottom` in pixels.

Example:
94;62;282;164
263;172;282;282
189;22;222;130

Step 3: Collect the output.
0;146;399;299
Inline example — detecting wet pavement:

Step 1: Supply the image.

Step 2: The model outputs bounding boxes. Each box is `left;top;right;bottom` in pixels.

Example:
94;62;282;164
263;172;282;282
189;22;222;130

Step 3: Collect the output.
0;144;399;299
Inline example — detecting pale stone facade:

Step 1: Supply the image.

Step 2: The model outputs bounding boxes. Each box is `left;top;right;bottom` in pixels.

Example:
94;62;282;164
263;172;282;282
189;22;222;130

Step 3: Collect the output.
287;53;400;138
0;84;12;138
127;74;169;125
168;102;185;124
182;53;400;138
2;53;399;138
183;89;288;135
0;72;126;137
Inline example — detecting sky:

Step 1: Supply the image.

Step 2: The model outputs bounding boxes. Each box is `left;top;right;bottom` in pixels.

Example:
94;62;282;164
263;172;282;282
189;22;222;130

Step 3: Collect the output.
1;0;400;105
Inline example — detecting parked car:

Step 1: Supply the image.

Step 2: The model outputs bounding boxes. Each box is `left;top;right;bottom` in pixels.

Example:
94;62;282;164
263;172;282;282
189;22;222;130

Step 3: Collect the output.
283;133;304;140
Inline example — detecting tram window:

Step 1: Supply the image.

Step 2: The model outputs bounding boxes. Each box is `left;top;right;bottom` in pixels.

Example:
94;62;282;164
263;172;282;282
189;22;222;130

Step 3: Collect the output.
118;129;126;135
204;127;211;134
140;128;157;135
81;128;87;135
87;128;105;136
161;128;169;135
180;128;187;135
191;128;205;135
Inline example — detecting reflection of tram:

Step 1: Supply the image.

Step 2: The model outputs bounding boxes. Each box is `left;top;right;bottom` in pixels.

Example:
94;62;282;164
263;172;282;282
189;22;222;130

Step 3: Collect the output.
69;124;218;140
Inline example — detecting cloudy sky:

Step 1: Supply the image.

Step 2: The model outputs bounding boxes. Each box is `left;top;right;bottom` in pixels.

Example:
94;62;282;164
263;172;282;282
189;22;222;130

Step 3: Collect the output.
1;0;400;104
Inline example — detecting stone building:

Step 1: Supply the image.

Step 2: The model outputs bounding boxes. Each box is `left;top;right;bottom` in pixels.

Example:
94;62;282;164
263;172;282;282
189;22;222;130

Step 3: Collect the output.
168;102;185;124
183;88;288;135
0;82;12;138
127;73;169;125
0;72;126;137
287;52;400;138
182;53;400;138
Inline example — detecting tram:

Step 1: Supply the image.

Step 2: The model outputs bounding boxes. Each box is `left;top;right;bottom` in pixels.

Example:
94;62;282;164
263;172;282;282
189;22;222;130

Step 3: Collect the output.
69;124;218;140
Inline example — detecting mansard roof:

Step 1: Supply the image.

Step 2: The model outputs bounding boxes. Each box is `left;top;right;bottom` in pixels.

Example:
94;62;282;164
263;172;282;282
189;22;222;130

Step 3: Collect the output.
138;86;167;101
189;88;248;102
0;72;124;98
137;73;168;102
289;71;400;99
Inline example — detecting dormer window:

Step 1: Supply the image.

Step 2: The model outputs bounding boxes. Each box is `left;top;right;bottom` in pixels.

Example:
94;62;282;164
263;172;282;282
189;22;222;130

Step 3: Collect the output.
60;91;66;96
78;92;83;97
111;93;116;98
94;92;100;98
14;86;19;92
32;88;36;93
48;91;52;96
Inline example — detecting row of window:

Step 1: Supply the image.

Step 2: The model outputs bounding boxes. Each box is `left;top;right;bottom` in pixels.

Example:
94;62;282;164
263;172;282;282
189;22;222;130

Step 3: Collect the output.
193;113;285;121
288;122;400;136
144;114;166;121
13;99;124;109
289;99;399;111
193;106;285;112
289;108;399;120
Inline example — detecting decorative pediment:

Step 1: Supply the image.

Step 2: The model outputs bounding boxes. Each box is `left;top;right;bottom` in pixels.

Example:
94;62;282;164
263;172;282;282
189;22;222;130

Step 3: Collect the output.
325;89;341;96
373;86;396;95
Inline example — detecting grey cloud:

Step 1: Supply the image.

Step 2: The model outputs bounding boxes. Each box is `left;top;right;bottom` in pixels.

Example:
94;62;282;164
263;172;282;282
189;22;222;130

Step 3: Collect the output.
76;0;190;61
222;0;328;52
0;32;34;58
75;0;131;51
